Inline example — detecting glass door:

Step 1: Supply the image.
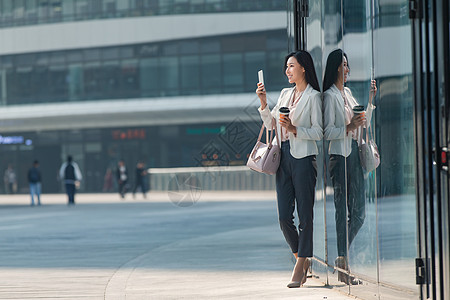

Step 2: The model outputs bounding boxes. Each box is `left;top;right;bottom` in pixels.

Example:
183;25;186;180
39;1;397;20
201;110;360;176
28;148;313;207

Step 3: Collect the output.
411;0;449;299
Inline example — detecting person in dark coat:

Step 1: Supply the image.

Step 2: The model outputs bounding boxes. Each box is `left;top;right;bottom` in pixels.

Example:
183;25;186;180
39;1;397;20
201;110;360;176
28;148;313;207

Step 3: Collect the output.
59;155;82;205
133;162;147;199
28;160;42;206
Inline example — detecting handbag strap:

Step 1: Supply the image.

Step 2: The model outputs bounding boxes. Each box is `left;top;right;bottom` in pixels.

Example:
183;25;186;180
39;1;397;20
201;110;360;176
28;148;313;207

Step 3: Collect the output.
361;86;376;144
270;118;280;146
256;118;280;146
256;123;265;143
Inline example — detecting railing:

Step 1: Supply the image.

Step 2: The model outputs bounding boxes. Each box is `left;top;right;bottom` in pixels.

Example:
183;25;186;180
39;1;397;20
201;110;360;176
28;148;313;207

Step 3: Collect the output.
148;166;275;191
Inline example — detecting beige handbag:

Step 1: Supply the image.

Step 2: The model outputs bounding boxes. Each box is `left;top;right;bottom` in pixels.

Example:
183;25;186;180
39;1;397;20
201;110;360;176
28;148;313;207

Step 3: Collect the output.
247;120;281;175
358;126;380;172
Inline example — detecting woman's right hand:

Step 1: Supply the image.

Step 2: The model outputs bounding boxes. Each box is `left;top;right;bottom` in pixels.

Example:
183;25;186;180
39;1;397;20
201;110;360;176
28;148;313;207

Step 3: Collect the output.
256;83;267;109
347;113;366;133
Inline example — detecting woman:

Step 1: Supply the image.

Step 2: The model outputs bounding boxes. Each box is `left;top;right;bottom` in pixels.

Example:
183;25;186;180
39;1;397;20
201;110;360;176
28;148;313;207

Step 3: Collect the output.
256;50;322;288
323;49;376;284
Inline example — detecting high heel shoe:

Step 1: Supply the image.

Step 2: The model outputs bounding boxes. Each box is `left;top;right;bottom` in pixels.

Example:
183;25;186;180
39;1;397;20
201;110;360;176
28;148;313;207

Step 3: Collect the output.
287;258;309;288
301;258;310;285
334;256;347;283
286;281;302;288
334;256;361;285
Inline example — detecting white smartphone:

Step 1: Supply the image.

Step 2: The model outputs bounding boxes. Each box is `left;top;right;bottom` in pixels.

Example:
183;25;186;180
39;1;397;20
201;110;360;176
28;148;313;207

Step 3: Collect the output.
258;70;264;86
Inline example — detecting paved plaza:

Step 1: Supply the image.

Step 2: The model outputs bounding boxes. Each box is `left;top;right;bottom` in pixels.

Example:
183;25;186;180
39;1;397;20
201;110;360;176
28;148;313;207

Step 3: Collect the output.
0;192;356;299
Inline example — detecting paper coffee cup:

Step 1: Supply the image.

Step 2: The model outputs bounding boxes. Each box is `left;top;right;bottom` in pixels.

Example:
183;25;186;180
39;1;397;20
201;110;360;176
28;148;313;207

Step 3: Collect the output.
352;105;364;114
279;107;290;119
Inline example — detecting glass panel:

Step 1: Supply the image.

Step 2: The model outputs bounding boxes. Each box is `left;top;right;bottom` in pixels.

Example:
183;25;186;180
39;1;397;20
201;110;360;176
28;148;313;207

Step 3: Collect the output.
322;0;345;291
120;59;139;98
37;0;49;21
306;0;326;275
266;50;286;91
84;62;102;100
200;54;221;94
88;0;102;17
117;0;131;14
103;0;117;17
61;0;74;21
25;0;38;24
75;0;88;19
68;63;83;101
0;69;4;105
342;0;378;297
140;57;159;97
31;65;48;103
180;55;200;94
13;0;25;24
158;56;179;96
2;0;14;26
244;51;265;92
48;64;67;102
101;61;120;99
223;53;243;93
48;0;62;21
16;66;34;104
158;0;171;14
376;1;418;296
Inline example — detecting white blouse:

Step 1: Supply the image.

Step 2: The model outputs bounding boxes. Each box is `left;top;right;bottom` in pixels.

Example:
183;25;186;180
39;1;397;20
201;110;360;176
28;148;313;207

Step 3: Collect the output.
258;84;323;159
323;84;375;157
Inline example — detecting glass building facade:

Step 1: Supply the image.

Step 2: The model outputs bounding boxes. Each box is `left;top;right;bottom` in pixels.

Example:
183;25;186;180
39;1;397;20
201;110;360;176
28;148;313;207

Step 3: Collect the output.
0;30;286;105
295;0;418;299
0;0;284;28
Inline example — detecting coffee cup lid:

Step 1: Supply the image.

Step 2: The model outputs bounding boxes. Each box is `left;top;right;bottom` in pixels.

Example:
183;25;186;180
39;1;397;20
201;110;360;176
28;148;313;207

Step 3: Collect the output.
279;107;290;113
352;105;364;112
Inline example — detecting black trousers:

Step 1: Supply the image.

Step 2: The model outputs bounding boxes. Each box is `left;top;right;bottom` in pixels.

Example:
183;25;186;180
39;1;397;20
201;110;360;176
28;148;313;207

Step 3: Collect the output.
118;180;128;198
276;141;317;257
133;179;146;196
329;140;365;257
65;183;76;204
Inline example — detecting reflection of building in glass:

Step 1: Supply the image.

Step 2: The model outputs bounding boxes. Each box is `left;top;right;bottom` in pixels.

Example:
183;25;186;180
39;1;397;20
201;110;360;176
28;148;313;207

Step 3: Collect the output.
314;1;419;298
0;1;287;193
321;0;414;196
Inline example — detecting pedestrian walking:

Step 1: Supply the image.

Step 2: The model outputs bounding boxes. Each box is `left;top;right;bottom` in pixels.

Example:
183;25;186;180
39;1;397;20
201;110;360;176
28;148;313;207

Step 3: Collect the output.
116;160;128;199
59;155;82;205
4;164;17;194
133;162;147;199
103;168;114;192
28;160;42;206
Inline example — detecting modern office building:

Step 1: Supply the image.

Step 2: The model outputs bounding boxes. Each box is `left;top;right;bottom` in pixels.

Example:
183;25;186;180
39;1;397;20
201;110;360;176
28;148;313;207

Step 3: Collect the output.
0;0;287;193
1;1;449;299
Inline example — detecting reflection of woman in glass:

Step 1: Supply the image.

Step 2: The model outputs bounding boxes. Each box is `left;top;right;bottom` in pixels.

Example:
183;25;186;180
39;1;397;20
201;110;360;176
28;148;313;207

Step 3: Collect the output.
256;51;322;288
323;49;376;284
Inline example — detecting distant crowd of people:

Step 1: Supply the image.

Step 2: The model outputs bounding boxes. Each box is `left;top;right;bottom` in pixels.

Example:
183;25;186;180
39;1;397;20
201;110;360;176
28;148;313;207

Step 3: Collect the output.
3;156;149;206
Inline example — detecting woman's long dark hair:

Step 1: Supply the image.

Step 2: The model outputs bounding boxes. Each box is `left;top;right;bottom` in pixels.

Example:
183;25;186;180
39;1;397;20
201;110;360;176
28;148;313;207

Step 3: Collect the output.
322;49;349;92
284;51;320;92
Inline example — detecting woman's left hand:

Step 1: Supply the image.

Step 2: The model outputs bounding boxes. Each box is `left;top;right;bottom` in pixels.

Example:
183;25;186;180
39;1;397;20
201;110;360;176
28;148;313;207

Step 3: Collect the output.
370;80;377;97
280;116;297;135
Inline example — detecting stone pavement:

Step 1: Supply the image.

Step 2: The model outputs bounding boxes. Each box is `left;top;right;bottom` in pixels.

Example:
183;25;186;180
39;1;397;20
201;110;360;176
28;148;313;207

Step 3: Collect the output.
0;192;357;299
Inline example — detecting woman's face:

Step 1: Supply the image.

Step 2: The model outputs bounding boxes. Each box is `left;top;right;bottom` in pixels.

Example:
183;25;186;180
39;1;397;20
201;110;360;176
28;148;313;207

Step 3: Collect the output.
285;56;305;84
339;56;350;83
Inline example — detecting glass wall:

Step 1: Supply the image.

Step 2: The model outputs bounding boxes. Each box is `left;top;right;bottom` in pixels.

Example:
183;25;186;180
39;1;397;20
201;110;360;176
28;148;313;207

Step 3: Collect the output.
0;30;286;105
299;0;419;298
0;0;285;28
